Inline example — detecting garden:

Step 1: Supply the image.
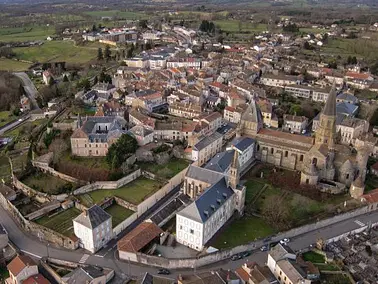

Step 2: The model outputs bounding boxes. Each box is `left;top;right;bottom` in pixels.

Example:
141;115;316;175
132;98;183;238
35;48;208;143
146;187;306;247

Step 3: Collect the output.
138;158;190;180
77;177;164;206
35;207;81;237
104;203;135;228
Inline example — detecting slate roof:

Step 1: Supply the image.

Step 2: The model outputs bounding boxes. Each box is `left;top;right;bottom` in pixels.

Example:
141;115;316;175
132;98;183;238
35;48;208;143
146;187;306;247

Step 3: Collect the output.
193;131;223;151
337;92;358;104
241;100;262;125
117;221;163;253
323;81;337;117
178;178;234;223
231;137;255;152
139;272;174;284
336;102;358;116
74;205;111;229
0;223;6;235
204;150;234;173
63;266;106;284
186;165;225;185
269;243;295;262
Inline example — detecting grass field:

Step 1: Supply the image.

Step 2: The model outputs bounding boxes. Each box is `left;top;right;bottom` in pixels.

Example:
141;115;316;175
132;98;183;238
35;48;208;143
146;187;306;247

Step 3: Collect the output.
9;151;28;174
0;155;11;183
22;172;75;195
35;207;81;237
214;20;267;33
5;118;48;139
0;26;55;42
320;38;378;60
211;216;275;249
14;41;97;64
302;251;325;263
315;263;340;271
84;10;148;20
138;158;190;179
61;151;109;170
78;177;163;206
0;58;31;71
0;111;16;128
105;204;134;228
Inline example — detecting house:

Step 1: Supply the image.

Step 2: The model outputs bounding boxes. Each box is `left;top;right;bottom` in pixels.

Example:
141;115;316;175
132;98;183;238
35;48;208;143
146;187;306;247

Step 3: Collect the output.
260;73;299;87
20;95;31;112
73;205;112;253
274;259;310;284
235;263;278;284
267;244;296;273
371;161;378;176
257;99;278;128
0;223;8;252
61;265;114;284
337;117;369;145
177;151;246;251
23;274;50;284
118;221;163;262
196;112;222;135
71;116;126;157
360;188;378;211
6;255;40;284
336;92;358;104
177;270;241;284
224;104;248;124
97;101;126;117
226;137;256;173
125;90;165;112
92;83;116;102
138;273;174;284
128;109;156;130
128;125;154;146
169;102;202;119
192;132;223;166
345;72;374;90
227;92;246;108
283;115;308;134
42;70;53;85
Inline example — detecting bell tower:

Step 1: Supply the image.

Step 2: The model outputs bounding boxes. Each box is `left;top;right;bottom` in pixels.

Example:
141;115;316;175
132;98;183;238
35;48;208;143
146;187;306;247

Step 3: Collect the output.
228;150;240;190
315;81;337;149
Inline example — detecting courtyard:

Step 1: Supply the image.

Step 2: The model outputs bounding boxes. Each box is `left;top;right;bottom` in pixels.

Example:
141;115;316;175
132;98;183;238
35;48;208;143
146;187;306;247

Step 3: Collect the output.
35;207;81;237
77;177;164;206
138;158;190;180
104;203;135;228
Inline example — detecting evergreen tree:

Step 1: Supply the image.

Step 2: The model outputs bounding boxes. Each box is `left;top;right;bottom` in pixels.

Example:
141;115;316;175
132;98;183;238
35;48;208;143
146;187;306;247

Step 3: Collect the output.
97;48;103;60
62;74;69;82
104;45;111;61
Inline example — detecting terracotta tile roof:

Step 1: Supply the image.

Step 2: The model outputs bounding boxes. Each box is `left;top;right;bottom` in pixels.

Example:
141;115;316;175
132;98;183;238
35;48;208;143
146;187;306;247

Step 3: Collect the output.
23;274;50;284
7;255;36;276
235;267;250;282
361;188;378;203
345;72;371;80
225;106;235;112
258;128;313;145
117;222;163;253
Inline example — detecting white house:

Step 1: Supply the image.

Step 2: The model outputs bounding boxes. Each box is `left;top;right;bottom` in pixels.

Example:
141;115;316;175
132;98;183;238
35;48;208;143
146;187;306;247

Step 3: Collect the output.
128;125;154;146
6;255;39;284
267;244;297;275
226;137;255;172
192;132;223;166
73;205;112;253
283;115;308;134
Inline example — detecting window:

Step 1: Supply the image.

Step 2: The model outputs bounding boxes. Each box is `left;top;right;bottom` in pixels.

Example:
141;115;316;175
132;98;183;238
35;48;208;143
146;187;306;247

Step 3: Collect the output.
190;229;194;234
300;155;304;162
346;173;350;179
306;179;309;184
257;144;260;151
285;151;288;157
271;148;274;154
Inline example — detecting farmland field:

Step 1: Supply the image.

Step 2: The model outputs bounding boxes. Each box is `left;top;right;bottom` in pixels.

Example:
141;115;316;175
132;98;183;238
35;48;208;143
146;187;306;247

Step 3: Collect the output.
84;10;148;20
0;26;55;42
0;59;31;72
14;41;97;64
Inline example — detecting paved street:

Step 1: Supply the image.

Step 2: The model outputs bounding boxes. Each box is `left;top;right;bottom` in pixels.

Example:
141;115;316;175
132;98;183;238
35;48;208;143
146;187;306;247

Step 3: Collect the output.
1;203;377;279
14;72;40;110
0;114;30;136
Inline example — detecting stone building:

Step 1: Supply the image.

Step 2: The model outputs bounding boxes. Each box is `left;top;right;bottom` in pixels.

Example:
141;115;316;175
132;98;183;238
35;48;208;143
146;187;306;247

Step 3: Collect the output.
237;82;372;198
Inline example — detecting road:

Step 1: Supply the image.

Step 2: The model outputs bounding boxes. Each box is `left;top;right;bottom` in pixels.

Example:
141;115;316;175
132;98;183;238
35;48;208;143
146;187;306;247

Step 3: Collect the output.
14;72;40;110
1;201;378;280
0;114;30;136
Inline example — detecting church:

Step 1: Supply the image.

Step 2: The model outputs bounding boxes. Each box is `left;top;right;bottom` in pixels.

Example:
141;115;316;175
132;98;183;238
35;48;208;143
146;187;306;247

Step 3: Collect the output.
236;82;373;198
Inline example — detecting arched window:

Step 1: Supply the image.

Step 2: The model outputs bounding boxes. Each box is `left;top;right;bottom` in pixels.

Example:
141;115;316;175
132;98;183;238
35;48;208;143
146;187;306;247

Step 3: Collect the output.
257;144;260;151
271;148;274;154
312;157;317;166
300;155;304;162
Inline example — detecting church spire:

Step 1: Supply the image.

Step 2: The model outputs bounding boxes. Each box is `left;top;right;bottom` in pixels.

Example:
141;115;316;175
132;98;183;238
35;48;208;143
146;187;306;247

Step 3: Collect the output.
228;150;240;190
323;81;337;117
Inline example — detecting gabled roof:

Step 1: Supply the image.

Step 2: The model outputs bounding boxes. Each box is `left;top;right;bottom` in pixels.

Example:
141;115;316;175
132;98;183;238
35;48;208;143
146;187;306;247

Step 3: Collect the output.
193;132;223;151
269;243;295;262
74;205;111;229
361;188;378;204
186;165;225;185
118;222;163;253
7;255;37;276
241;100;262;125
231;137;255;152
23;274;50;284
178;178;234;223
204;150;234;173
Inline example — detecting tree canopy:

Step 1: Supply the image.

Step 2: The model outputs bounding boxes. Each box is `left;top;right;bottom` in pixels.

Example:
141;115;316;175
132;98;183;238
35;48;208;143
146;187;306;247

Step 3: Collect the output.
106;134;138;169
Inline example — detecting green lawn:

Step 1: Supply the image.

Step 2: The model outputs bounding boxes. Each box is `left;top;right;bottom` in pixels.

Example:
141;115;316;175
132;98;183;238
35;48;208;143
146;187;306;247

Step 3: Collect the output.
315;263;339;271
0;26;56;42
105;204;134;228
302;251;325;263
244;179;266;204
320;38;378;60
61;151;109;170
321;274;351;284
0;111;16;128
78;177;163;206
83;10;148;19
22;172;75;195
35;207;81;237
211;216;275;249
214;20;267;33
14;41;97;64
0;155;11;183
0;58;31;72
138;158;190;179
0;266;9;283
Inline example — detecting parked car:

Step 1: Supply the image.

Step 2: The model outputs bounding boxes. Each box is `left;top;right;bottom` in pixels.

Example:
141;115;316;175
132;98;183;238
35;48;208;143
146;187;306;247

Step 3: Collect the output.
260;245;268;251
241;251;250;258
157;269;170;275
231;254;242;261
280;238;290;245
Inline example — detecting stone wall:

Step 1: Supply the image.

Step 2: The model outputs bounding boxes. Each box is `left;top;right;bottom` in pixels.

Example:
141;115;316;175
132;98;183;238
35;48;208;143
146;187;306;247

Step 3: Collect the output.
136;167;188;216
73;169;141;195
120;204;378;269
0;192;78;250
114;196;137;211
31;162;83;184
113;212;138;237
52;121;77;131
25;201;61;220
